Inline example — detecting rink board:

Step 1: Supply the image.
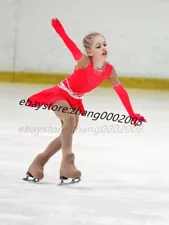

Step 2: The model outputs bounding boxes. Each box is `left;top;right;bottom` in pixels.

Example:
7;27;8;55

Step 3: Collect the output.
0;71;169;90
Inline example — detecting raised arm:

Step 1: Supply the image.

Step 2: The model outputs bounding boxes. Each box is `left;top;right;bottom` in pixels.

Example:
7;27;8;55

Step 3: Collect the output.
51;18;84;61
108;68;146;126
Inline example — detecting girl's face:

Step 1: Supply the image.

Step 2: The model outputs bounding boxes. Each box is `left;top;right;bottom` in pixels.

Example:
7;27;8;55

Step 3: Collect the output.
88;35;108;60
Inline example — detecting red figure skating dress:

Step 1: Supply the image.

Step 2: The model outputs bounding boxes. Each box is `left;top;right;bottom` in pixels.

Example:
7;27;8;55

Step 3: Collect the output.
27;58;113;114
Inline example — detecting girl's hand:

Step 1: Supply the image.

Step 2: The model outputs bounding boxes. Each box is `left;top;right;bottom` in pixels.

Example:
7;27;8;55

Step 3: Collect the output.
51;18;65;35
131;113;146;126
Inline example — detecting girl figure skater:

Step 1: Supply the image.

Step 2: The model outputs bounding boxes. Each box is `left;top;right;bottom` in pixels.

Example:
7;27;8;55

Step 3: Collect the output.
23;18;146;185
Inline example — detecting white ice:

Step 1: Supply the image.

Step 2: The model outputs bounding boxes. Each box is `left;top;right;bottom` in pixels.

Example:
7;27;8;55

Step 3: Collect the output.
0;83;169;225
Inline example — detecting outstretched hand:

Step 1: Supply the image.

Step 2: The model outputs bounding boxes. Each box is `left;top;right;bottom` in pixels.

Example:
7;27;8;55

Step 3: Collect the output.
51;18;62;27
131;113;146;126
51;18;65;34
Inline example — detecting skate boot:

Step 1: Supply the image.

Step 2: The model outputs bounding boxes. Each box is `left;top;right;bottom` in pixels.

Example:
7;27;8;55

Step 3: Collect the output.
23;153;49;182
59;152;81;185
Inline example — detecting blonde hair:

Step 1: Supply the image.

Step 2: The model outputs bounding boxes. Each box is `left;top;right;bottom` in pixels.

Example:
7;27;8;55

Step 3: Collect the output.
83;32;104;53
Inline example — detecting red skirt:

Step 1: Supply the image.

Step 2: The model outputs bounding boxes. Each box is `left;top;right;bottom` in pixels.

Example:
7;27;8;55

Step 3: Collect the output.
26;85;85;115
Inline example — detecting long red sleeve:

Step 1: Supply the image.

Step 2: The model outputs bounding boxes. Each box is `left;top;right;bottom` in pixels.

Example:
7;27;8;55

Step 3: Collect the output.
113;84;135;116
113;84;146;126
51;18;83;61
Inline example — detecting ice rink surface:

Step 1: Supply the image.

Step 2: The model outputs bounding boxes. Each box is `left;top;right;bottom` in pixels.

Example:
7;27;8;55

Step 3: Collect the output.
0;82;169;225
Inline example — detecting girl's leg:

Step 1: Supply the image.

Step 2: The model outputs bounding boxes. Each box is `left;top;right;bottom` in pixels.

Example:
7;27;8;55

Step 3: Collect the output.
26;102;80;180
27;135;62;180
52;100;81;179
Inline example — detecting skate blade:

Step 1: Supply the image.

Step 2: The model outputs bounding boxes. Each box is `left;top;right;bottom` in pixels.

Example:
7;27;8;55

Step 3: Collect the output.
58;176;81;186
23;172;40;183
